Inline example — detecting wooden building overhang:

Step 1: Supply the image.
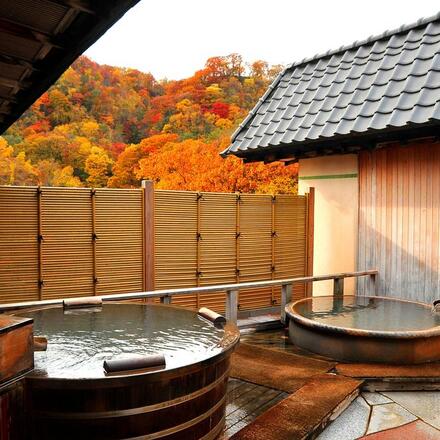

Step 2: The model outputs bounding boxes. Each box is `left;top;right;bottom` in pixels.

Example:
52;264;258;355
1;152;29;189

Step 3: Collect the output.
0;0;141;135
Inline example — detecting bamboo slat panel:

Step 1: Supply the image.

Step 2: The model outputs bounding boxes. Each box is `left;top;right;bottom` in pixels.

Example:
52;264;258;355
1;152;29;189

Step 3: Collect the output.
154;190;308;312
238;195;273;310
199;192;237;313
274;195;307;302
154;190;198;308
0;187;39;302
358;141;440;304
95;189;143;295
40;188;93;299
0;186;308;309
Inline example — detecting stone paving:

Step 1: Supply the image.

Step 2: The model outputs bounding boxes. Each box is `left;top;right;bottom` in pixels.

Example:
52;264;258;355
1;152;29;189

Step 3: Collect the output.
317;391;440;439
240;327;440;440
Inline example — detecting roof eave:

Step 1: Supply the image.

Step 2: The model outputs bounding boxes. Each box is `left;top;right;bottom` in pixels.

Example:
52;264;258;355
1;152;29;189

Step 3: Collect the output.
225;121;440;163
0;0;141;135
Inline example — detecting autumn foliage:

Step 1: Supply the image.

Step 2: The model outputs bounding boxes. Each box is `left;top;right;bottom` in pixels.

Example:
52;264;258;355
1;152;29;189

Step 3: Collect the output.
2;54;297;193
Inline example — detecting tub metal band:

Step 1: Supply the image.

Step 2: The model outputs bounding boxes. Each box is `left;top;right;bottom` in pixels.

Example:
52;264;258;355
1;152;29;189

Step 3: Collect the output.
125;393;227;440
200;414;226;440
34;367;230;419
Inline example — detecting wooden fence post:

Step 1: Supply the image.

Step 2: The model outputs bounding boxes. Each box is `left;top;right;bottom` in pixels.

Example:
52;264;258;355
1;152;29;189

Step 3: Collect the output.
305;187;315;297
370;272;378;296
225;290;238;324
142;180;155;297
271;195;276;304
280;283;292;325
196;192;202;308
160;295;172;305
37;186;43;300
91;188;98;295
333;277;344;297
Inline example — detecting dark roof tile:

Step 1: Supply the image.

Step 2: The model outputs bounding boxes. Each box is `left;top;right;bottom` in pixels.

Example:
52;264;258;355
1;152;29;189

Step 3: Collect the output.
224;12;440;158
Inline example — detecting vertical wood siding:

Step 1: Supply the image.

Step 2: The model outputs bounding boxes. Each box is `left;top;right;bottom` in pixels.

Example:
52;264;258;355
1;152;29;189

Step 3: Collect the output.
358;141;440;304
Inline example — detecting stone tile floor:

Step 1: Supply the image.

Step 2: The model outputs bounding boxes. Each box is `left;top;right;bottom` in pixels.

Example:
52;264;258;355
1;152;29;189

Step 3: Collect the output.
317;391;440;439
222;378;288;439
240;327;440;440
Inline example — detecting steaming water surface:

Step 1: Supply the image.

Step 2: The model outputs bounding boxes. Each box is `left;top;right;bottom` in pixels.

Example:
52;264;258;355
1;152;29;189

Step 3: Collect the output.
295;296;440;332
18;304;225;379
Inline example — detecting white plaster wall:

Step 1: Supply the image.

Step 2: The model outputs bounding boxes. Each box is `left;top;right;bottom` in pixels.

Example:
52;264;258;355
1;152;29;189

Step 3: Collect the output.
298;155;358;295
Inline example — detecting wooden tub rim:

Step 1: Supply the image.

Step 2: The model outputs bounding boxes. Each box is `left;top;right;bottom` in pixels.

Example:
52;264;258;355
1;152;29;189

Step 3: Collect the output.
14;302;240;385
286;295;440;339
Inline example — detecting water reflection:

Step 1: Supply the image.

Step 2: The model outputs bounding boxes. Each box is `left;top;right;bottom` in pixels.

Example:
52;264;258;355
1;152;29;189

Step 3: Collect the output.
295;296;440;332
18;304;225;379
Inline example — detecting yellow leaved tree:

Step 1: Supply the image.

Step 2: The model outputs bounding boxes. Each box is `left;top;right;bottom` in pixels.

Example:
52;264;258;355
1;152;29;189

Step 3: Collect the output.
85;146;113;187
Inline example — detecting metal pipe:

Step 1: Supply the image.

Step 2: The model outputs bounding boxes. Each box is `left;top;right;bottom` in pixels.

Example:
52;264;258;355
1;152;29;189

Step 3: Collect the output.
0;270;378;313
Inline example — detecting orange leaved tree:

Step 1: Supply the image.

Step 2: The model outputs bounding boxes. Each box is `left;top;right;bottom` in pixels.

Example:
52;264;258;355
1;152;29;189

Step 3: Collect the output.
135;137;297;194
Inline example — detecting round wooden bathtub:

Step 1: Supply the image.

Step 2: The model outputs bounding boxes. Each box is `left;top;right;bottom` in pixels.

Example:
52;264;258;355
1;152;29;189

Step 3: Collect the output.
16;303;240;439
286;295;440;364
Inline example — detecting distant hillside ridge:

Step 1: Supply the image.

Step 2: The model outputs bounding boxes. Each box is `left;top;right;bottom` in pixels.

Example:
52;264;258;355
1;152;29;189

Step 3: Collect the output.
2;54;298;193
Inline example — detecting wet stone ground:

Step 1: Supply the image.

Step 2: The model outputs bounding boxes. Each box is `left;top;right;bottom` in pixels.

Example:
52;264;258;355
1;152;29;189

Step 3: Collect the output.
317;391;440;439
230;327;440;440
222;378;288;439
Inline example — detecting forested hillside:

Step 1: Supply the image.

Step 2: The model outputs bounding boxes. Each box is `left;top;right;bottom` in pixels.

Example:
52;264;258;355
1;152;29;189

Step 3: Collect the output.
1;54;298;193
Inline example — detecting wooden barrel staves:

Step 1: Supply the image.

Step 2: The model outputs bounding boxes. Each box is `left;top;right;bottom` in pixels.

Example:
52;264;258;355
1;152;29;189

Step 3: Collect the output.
25;333;239;439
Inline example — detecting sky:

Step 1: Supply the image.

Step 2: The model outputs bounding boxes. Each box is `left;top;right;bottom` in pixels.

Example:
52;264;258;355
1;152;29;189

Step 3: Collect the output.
85;1;440;80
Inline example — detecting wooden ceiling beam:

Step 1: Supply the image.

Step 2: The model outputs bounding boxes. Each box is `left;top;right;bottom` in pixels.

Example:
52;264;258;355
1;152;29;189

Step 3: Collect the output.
0;77;19;88
0;93;17;104
46;0;96;15
0;20;64;50
0;107;12;115
0;54;38;72
0;48;34;65
0;76;30;89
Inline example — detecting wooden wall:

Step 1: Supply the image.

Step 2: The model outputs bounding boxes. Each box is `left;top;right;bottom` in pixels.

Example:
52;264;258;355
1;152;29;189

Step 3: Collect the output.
358;140;440;304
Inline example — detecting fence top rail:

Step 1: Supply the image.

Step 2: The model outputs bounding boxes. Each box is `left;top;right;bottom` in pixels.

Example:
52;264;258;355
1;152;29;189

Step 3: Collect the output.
0;270;378;312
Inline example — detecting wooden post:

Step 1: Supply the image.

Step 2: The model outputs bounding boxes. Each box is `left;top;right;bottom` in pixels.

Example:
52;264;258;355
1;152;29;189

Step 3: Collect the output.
333;277;344;297
142;181;155;299
271;195;276;304
235;194;240;282
225;290;238;324
160;296;172;305
305;187;315;297
196;192;202;308
235;193;241;310
280;283;292;325
370;272;378;296
37;186;43;300
91;189;97;295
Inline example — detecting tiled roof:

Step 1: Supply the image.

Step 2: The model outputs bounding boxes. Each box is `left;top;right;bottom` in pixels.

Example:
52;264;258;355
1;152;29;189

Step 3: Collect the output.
223;12;440;159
